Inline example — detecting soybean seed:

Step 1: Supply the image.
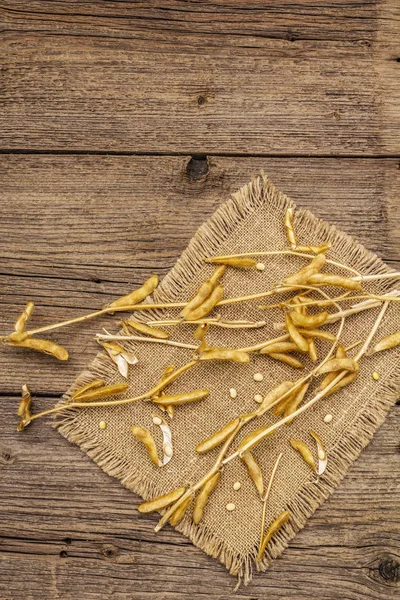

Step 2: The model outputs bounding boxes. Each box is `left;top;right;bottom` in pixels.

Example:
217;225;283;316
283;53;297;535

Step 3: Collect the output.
372;371;380;381
256;262;265;271
253;373;264;382
226;503;236;511
233;481;241;491
229;388;238;399
152;416;163;425
164;444;173;457
99;421;107;430
254;394;263;404
324;414;333;423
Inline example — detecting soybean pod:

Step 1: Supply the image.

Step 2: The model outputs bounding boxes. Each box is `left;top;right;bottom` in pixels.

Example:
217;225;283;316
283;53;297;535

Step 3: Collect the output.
258;510;291;560
196;418;240;454
185;285;224;321
193;472;221;524
371;331;400;354
138;487;186;513
107;275;158;310
241;451;264;497
131;425;159;466
285;313;309;352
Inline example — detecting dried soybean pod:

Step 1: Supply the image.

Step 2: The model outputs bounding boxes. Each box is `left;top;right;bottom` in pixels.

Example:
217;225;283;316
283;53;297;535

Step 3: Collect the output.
107;275;158;309
297;328;336;342
180;280;213;318
8;337;69;361
14;301;34;333
285;313;309;352
258;510;291;560
260;342;301;355
169;496;192;526
206;257;257;269
290;439;316;472
295;243;331;254
291;297;305;315
196;418;240;454
325;371;358;396
319;344;346;390
75;382;128;402
273;389;297;416
290;311;329;329
318;357;358;374
268;353;305;369
185;285;224;321
138;487;186;514
208;264;227;286
71;379;105;400
284;382;310;423
157;365;176;417
238;426;276;453
194;323;209;341
285;253;326;285
261;381;296;411
284;207;297;248
124;320;169;339
131;426;159;466
371;331;400;354
193;472;221;524
307;273;362;290
199;348;250;364
153;389;209;406
241;451;264;497
307;338;318;363
18;383;31;417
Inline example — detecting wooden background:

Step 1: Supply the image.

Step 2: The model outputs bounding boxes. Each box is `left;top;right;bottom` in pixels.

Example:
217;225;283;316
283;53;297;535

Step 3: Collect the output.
0;2;399;598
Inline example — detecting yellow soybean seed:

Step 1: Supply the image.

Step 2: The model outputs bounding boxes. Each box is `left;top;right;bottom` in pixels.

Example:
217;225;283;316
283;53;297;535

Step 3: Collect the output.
185;285;224;321
74;383;128;402
108;275;158;309
226;503;236;511
261;381;296;411
206;257;257;269
254;394;264;404
138;487;186;513
131;426;159;466
241;451;264;497
290;311;329;329
233;481;241;491
285;313;309;353
256;262;265;271
152;416;163;425
8;337;69;361
318;358;358;374
290;439;316;472
199;348;250;363
196;418;240;454
307;273;362;290
324;413;333;423
258;510;291;560
99;421;107;430
371;331;400;354
14;301;34;333
268;353;304;369
169;497;192;527
193;472;221;524
229;388;238;399
153;389;209;406
253;373;264;382
181;280;213;318
372;371;380;381
124;320;169;339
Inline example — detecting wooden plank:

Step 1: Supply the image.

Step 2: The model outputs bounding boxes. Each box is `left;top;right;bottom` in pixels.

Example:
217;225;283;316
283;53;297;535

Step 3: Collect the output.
1;398;399;599
0;2;399;154
0;154;399;394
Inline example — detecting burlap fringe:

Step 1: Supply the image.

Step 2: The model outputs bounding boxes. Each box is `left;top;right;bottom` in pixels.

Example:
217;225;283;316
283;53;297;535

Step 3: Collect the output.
55;173;400;586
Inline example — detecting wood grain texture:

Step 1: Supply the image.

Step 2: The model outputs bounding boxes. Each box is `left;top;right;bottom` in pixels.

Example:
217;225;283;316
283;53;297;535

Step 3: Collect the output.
1;2;399;598
0;154;399;394
0;1;399;154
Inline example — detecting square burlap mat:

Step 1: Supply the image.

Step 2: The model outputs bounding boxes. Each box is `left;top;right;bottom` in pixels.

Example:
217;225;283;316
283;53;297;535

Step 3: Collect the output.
56;174;400;584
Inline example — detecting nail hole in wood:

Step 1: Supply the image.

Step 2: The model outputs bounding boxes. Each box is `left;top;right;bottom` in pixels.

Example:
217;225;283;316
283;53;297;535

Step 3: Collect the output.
59;550;68;558
186;155;209;182
64;537;72;545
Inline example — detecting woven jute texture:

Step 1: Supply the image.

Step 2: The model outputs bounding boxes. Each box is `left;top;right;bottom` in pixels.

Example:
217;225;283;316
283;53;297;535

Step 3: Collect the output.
56;174;400;584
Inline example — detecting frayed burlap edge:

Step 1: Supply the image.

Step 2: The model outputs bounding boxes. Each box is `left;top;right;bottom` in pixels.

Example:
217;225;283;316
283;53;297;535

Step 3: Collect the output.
55;173;400;585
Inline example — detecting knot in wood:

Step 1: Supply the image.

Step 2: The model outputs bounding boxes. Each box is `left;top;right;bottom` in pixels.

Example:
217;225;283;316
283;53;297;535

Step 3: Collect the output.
378;558;400;583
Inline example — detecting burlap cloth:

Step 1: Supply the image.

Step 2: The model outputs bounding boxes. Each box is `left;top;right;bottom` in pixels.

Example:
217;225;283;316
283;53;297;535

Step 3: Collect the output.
56;174;400;584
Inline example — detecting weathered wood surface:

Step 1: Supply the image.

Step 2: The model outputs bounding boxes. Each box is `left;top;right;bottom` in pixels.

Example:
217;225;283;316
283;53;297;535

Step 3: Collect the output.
0;1;399;154
1;1;399;598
